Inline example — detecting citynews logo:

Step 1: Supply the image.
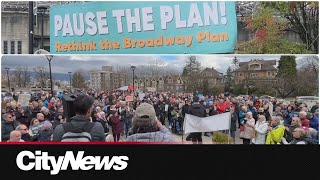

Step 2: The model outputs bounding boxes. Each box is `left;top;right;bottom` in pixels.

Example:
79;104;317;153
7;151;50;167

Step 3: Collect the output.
16;151;129;175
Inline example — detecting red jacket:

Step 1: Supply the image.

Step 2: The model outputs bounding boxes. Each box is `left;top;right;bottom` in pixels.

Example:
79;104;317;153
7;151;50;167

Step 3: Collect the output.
300;118;310;128
110;115;124;134
216;101;230;114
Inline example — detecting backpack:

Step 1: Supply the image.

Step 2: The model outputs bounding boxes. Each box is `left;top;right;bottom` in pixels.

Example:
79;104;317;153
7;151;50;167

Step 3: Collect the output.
61;122;95;142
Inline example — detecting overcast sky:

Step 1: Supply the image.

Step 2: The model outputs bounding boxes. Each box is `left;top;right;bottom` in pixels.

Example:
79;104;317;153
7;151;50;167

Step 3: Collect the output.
1;55;316;75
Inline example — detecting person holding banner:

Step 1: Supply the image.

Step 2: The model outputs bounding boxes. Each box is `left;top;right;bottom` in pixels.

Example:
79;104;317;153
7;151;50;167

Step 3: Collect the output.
229;105;238;142
187;96;207;144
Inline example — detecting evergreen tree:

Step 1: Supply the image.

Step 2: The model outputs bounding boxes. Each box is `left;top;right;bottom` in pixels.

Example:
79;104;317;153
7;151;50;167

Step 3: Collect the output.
273;56;298;98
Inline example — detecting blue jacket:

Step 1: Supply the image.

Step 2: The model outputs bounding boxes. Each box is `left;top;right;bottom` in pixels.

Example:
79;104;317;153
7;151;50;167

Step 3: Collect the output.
310;116;319;131
239;109;251;125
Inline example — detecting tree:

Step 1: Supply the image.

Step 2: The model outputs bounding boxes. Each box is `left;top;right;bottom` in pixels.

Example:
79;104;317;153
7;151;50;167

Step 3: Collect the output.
224;67;234;92
182;56;202;93
295;56;319;96
72;71;86;89
232;56;239;69
13;66;31;87
262;1;319;52
238;7;313;54
202;78;209;95
33;66;49;89
1;74;8;88
182;56;201;76
273;56;298;98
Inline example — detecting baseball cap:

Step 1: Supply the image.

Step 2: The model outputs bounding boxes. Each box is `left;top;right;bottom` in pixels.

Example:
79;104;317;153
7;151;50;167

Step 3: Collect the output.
134;103;156;121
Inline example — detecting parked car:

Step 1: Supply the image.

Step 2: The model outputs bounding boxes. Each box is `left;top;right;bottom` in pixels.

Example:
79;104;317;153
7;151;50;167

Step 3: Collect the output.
259;95;274;100
296;96;319;108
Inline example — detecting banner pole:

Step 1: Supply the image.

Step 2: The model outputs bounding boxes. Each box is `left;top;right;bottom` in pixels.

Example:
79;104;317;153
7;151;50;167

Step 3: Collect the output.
228;112;231;144
182;116;185;144
228;129;230;144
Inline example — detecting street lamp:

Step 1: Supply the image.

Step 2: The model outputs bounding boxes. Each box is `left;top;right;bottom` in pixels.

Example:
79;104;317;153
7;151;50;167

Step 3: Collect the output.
45;55;54;98
5;67;10;92
68;72;72;92
131;66;136;92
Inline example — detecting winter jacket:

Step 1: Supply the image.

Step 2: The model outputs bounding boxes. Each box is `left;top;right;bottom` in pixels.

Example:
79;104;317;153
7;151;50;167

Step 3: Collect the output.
242;118;255;139
52;115;106;142
216;102;230;114
300;118;310;128
14;111;30;127
309;116;319;131
38;129;54;142
230;112;238;132
110;115;123;134
253;121;268;144
283;125;299;143
126;126;175;142
239;109;251;125
265;125;285;144
187;103;207;117
1;120;20;141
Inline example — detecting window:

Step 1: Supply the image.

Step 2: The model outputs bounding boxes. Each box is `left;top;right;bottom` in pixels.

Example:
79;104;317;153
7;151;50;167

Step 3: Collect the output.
249;64;261;70
168;79;173;83
239;73;242;76
3;41;8;54
18;41;22;54
10;41;15;54
267;71;271;76
250;73;257;77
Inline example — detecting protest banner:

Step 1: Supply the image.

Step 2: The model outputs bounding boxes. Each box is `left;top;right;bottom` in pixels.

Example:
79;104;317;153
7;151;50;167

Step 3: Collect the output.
50;1;237;54
138;93;145;101
184;112;231;134
125;96;133;102
17;94;31;107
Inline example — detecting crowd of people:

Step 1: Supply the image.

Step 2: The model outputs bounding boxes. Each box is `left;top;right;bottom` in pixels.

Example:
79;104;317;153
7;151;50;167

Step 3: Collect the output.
1;88;319;144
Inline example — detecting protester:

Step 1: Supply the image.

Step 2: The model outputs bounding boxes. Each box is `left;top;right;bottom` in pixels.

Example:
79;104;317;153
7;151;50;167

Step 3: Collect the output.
229;105;238;142
38;120;54;142
126;103;175;142
240;112;255;144
266;116;285;144
281;128;309;144
252;115;268;144
52;94;106;142
108;111;123;142
7;130;24;142
1;113;20;142
187;96;207;144
16;124;32;142
299;111;310;128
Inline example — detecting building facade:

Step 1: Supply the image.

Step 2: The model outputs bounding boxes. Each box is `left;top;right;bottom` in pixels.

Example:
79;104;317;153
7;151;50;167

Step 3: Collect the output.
132;68;224;93
1;11;50;54
200;67;225;87
235;59;277;85
90;66;128;91
134;75;187;93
